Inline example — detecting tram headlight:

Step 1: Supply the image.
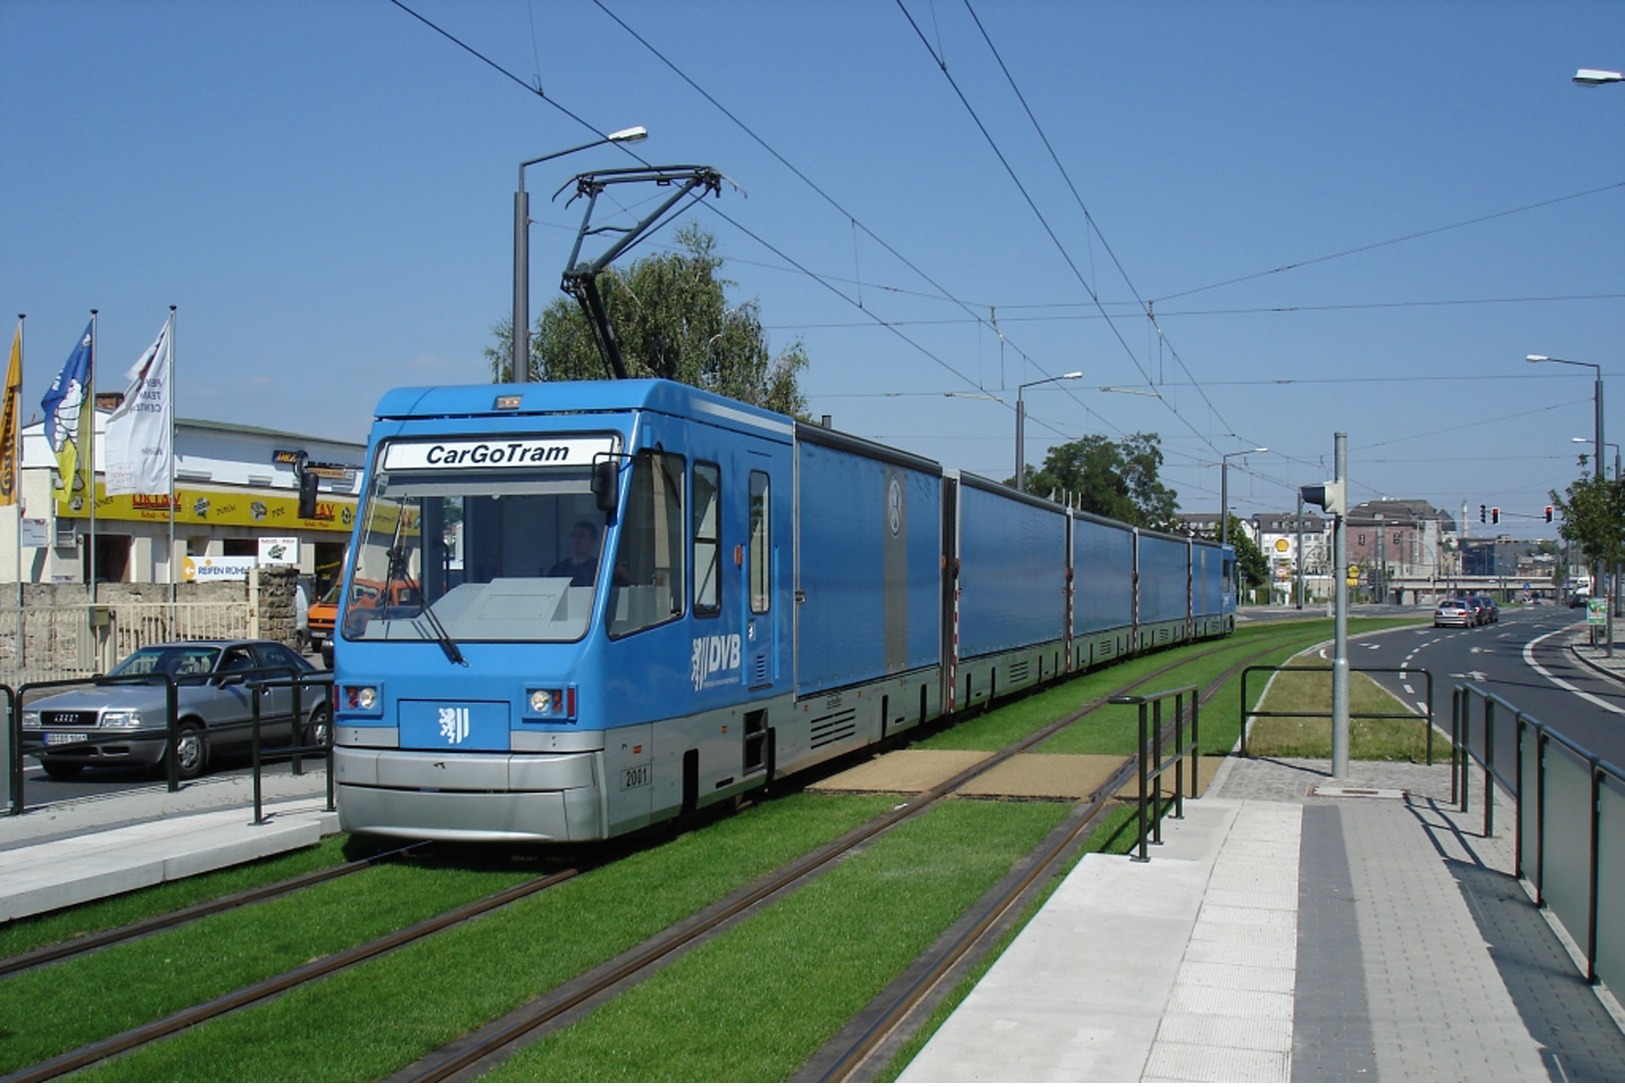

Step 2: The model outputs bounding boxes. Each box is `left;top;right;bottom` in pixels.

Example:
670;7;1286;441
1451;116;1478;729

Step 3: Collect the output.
525;686;575;720
344;685;379;712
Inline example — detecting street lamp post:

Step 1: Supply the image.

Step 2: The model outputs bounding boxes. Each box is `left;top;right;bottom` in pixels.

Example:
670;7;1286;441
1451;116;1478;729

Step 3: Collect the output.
1573;68;1625;86
1219;446;1269;553
1014;372;1083;492
513;126;647;383
1530;354;1608;647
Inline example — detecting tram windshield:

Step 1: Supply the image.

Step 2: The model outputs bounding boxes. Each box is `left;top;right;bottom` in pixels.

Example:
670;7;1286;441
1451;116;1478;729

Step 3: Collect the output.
345;435;617;646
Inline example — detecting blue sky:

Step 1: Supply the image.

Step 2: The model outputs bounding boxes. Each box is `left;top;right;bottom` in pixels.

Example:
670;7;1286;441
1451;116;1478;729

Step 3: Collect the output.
3;0;1621;536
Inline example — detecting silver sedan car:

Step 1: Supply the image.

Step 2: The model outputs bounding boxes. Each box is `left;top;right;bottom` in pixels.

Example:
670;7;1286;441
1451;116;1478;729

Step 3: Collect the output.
1433;599;1475;628
20;639;329;780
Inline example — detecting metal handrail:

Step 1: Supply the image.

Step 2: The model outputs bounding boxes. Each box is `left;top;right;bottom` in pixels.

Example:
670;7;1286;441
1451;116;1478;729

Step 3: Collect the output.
246;670;335;824
1452;681;1625;986
3;684;16;816
1109;685;1199;862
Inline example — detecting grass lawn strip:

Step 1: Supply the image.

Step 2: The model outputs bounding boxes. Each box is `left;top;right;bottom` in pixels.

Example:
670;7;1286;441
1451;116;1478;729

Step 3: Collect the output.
0;861;531;1075
0;837;348;962
1244;651;1437;760
77;793;898;1082
482;799;1070;1082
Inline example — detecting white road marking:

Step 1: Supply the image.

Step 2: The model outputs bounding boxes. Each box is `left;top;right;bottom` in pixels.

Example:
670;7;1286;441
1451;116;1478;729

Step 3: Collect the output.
1522;627;1625;718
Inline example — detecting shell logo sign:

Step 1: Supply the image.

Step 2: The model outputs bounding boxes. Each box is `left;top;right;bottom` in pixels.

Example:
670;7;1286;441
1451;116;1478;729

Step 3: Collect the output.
1274;539;1290;553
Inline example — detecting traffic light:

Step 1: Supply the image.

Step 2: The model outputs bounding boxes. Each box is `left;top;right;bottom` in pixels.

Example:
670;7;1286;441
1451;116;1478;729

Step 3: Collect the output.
1491;507;1499;524
1480;504;1487;523
1299;480;1345;515
1545;505;1554;523
297;469;320;520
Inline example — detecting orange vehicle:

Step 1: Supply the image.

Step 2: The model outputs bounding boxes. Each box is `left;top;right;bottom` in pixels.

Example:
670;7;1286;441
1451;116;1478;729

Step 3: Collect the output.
308;580;342;667
312;577;418;668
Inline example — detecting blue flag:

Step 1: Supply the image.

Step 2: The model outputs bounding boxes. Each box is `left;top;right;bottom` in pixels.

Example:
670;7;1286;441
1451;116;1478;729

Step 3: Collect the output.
42;320;93;502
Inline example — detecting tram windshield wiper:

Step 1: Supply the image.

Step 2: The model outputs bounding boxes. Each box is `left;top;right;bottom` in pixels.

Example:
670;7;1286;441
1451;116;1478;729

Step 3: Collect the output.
386;544;466;667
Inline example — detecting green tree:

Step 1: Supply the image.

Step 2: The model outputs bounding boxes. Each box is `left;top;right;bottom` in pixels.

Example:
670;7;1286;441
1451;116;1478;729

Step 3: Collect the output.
486;224;808;417
1222;513;1271;596
1020;433;1179;531
1550;472;1625;599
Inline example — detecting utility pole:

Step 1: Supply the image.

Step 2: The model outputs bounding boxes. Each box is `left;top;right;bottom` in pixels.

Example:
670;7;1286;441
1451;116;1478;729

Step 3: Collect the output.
1331;433;1350;778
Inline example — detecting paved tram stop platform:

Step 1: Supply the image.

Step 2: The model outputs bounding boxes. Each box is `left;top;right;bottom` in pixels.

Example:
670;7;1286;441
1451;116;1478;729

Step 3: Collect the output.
0;620;1622;1082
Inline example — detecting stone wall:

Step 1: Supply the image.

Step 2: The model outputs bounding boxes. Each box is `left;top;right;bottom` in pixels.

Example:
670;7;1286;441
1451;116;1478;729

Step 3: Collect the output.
0;566;304;680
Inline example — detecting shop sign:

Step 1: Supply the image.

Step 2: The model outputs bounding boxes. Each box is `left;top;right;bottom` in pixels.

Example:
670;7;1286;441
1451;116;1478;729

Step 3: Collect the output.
273;450;355;485
183;556;258;582
61;483;357;531
258;536;300;565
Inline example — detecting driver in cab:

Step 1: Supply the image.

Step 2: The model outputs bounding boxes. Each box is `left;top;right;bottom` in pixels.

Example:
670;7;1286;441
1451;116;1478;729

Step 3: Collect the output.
548;521;600;587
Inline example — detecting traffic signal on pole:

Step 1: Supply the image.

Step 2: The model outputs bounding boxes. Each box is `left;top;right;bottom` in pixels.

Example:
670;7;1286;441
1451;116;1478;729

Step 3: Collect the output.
1480;504;1487;522
1545;505;1554;523
1491;507;1499;524
297;469;320;520
1299;480;1345;515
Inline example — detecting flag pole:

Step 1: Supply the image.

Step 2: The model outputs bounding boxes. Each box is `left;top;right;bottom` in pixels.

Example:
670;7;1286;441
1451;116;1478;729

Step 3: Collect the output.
14;314;24;669
167;306;177;609
87;309;97;606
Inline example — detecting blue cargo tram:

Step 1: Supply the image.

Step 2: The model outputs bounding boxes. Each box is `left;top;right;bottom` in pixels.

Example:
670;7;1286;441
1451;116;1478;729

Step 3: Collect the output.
331;380;1235;843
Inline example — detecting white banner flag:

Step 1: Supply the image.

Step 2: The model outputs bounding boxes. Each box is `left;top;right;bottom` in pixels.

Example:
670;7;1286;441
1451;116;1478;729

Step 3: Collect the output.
104;316;174;495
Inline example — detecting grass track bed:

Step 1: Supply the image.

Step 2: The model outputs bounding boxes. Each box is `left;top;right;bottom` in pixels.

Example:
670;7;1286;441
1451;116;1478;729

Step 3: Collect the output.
0;837;349;962
19;617;1428;1081
0;861;531;1075
75;793;896;1082
482;799;1070;1082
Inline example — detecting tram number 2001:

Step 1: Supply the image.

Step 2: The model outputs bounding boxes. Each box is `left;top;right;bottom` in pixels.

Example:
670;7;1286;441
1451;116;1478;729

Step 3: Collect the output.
622;765;651;791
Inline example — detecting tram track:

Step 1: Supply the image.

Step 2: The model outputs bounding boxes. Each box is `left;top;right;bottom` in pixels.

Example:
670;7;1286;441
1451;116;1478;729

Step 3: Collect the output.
4;628;1309;1083
398;631;1301;1082
0;839;429;981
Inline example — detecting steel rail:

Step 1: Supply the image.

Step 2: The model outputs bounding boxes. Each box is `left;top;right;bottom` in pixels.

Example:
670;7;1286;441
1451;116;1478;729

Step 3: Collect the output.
8;625;1309;1083
808;640;1286;1082
0;840;428;981
404;632;1299;1082
5;867;580;1083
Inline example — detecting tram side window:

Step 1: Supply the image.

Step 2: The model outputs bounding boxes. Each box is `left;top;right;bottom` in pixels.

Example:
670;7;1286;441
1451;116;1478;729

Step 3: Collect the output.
693;463;721;617
608;450;686;637
749;470;770;614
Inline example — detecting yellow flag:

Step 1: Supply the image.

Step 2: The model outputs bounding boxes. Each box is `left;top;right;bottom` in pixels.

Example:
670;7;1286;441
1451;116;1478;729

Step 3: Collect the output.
0;323;20;506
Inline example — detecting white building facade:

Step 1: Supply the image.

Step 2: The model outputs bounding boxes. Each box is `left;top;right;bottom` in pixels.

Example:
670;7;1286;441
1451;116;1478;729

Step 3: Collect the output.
5;408;363;592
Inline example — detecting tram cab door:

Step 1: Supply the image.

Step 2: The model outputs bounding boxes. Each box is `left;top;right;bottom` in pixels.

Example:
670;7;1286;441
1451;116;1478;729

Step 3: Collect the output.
741;465;776;773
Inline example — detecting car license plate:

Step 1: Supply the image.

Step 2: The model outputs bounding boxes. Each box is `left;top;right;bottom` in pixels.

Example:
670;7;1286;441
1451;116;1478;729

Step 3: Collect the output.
45;732;89;746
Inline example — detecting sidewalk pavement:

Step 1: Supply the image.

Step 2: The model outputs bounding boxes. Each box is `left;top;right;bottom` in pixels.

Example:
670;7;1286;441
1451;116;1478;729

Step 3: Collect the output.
0;766;335;923
901;620;1625;1083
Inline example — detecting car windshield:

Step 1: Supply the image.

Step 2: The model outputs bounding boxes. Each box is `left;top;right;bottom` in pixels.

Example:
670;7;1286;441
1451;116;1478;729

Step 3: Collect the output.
110;645;221;678
345;433;619;646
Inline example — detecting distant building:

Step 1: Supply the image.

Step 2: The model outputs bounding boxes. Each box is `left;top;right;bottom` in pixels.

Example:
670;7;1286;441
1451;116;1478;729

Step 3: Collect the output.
1345;499;1453;583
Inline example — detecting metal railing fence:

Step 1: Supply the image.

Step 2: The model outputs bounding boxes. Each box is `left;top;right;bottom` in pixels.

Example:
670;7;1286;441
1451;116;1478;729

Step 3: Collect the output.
247;671;335;824
5;665;329;815
1452;683;1625;989
1239;665;1435;764
1108;685;1200;862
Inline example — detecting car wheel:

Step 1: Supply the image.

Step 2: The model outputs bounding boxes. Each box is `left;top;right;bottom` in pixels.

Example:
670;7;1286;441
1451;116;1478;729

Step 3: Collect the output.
303;706;330;748
173;723;208;780
41;760;82;780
